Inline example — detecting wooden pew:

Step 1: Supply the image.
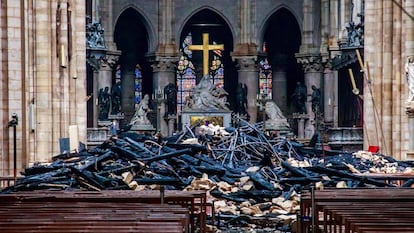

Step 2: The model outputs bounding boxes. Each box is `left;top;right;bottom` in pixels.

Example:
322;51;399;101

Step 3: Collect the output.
298;188;414;233
0;190;204;233
0;201;188;232
0;189;207;233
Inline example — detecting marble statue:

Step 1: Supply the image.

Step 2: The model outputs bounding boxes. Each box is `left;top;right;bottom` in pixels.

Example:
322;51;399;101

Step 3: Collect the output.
265;100;290;129
406;56;414;102
187;74;229;111
129;94;151;126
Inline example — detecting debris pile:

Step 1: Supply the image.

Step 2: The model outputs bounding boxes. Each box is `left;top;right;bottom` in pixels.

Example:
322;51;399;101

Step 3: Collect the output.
2;118;414;230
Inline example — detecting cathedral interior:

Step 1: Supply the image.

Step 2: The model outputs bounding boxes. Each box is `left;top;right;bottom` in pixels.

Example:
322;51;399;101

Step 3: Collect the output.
1;1;414;232
0;0;413;180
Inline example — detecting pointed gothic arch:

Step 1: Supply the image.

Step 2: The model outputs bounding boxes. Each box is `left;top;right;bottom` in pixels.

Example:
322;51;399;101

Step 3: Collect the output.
114;5;157;52
261;8;303;113
177;8;237;112
260;7;303;132
258;5;303;45
177;6;236;47
114;8;152;122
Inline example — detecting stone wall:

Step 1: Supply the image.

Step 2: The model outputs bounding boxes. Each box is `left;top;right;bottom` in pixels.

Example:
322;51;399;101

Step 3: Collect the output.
364;0;409;160
0;0;86;176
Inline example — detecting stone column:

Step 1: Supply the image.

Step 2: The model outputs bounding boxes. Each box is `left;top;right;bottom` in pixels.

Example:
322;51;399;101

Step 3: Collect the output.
296;54;323;139
151;57;177;136
121;63;136;123
98;52;120;93
166;115;176;136
96;51;120;126
271;54;289;113
296;54;323;115
298;118;305;138
405;0;414;158
406;1;414;56
233;56;259;123
323;63;335;126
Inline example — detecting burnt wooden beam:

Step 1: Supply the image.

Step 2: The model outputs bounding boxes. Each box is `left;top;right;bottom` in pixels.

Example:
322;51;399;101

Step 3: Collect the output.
141;148;192;164
309;165;395;187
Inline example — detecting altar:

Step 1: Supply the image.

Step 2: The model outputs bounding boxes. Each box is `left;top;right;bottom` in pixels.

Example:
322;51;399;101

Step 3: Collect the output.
181;111;232;130
180;33;231;130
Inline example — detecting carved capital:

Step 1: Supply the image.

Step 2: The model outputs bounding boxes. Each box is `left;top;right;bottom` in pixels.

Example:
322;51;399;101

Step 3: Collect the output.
233;56;258;71
151;57;177;73
100;52;121;70
295;53;324;72
87;49;121;71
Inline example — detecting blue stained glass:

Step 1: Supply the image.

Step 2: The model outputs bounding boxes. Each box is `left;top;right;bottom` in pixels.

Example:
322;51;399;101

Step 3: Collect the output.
176;33;196;113
134;66;143;105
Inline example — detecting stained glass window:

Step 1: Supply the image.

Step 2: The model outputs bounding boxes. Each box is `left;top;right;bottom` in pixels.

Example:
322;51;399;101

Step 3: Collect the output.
114;64;143;109
259;42;272;97
134;64;143;107
176;33;196;113
176;34;225;112
210;42;224;88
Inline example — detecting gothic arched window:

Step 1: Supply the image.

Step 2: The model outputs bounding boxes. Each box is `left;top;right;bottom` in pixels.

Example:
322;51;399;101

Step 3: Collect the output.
114;64;143;109
134;64;143;107
259;42;272;97
210;43;224;88
176;33;196;113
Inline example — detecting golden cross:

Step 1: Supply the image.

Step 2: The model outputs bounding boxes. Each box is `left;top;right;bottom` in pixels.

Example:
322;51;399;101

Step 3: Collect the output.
188;33;224;75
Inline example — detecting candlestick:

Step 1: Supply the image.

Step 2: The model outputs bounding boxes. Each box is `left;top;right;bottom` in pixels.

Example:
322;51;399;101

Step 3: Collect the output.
348;69;357;90
355;49;364;72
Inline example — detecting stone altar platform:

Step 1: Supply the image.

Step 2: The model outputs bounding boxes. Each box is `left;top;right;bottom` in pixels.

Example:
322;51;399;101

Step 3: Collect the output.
130;124;156;134
327;127;363;152
265;121;292;137
86;127;109;148
181;111;232;130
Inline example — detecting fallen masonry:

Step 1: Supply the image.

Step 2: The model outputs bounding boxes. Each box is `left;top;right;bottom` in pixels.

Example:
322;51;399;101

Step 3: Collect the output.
2;119;414;232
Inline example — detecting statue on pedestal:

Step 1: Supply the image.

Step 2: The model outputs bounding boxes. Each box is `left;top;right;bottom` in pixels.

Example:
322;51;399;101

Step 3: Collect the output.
129;94;151;126
265;100;290;129
187;74;229;111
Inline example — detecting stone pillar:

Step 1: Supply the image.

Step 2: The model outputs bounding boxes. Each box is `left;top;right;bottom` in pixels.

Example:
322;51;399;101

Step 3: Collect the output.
151;57;177;136
233;56;259;123
406;1;414;56
96;52;119;125
296;54;323;115
166;115;176;136
298;118;306;138
405;0;414;158
296;54;323;139
121;63;136;123
323;64;335;126
271;54;289;113
98;52;120;94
